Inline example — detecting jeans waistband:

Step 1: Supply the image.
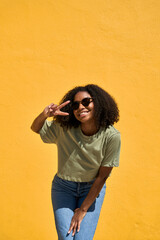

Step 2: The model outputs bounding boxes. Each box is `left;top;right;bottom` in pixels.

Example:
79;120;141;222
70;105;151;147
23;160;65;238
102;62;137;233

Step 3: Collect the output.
55;174;96;185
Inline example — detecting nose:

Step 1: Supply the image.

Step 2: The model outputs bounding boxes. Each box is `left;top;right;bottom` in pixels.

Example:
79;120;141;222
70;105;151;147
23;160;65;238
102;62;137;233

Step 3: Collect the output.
78;103;85;110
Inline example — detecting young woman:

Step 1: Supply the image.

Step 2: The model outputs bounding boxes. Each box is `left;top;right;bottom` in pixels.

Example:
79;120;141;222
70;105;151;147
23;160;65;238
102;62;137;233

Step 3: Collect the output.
31;84;121;240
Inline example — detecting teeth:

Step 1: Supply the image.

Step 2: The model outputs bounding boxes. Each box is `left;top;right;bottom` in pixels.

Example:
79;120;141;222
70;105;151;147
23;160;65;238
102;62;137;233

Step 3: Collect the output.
79;112;88;116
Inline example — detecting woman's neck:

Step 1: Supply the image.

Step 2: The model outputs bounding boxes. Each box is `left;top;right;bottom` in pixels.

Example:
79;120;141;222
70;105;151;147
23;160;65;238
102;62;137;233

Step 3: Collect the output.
80;121;99;136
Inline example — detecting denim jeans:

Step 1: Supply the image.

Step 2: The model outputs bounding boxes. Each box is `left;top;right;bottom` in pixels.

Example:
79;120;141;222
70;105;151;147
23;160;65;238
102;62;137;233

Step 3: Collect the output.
51;174;106;240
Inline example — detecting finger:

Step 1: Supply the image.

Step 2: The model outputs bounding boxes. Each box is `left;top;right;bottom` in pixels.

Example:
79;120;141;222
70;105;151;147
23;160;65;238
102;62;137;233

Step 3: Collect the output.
56;111;69;116
48;103;54;108
77;222;80;233
68;221;74;234
72;223;77;236
58;100;70;110
49;108;56;115
50;104;58;110
49;105;58;115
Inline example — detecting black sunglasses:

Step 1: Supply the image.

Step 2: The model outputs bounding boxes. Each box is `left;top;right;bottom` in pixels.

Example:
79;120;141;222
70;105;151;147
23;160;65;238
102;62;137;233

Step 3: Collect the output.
72;97;93;110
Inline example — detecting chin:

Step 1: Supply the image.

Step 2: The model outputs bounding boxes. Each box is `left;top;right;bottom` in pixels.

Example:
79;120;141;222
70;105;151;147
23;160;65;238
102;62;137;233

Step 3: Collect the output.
78;117;92;123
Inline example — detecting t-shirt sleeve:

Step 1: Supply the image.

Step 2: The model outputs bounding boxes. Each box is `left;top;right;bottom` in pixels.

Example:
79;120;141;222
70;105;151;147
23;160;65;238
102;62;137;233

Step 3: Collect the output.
39;120;59;144
101;133;121;167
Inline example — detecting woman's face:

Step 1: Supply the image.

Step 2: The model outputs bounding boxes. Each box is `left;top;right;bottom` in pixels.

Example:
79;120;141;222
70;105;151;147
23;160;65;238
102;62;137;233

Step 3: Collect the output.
73;91;95;124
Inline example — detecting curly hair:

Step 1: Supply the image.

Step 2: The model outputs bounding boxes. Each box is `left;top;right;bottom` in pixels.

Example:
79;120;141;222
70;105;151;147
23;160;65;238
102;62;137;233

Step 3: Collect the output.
54;84;119;129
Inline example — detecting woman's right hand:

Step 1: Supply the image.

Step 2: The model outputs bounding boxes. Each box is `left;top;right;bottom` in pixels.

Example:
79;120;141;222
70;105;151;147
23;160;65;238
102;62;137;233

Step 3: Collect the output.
31;100;70;133
43;100;70;118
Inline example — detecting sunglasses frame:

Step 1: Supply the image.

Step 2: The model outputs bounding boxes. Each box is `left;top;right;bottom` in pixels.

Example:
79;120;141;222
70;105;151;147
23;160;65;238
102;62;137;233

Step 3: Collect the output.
72;97;93;110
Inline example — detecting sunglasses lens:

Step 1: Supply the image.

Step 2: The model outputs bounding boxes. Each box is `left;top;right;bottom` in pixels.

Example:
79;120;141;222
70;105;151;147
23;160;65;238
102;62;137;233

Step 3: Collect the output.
72;98;93;110
82;98;91;107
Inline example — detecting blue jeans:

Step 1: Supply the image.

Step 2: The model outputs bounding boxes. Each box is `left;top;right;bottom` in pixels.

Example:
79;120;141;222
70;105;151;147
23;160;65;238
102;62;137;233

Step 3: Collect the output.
51;174;106;240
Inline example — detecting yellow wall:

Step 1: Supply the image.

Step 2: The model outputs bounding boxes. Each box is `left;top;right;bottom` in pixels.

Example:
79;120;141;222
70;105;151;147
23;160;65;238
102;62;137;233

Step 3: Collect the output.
1;1;160;239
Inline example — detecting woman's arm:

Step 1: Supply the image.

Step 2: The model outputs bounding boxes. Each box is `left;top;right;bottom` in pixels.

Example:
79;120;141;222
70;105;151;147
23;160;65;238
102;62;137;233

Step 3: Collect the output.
30;111;48;133
31;101;70;133
68;166;113;236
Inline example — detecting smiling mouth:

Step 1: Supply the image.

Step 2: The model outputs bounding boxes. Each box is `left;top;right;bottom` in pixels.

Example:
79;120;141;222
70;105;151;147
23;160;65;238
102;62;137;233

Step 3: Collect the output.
79;111;89;117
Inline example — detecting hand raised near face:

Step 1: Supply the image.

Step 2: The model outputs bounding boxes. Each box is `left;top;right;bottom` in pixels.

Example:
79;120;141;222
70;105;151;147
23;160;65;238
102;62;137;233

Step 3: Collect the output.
43;100;70;118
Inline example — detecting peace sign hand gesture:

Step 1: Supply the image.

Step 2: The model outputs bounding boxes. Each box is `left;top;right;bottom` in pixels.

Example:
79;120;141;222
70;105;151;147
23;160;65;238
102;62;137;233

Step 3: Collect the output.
31;100;71;133
43;100;70;118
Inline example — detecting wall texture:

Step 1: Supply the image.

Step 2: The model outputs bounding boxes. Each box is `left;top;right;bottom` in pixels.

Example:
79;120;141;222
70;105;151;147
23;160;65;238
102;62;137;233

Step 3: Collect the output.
0;1;160;239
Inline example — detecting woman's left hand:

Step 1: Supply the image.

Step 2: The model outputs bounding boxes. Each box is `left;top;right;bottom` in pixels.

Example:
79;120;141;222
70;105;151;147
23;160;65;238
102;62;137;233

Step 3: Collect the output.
68;208;87;236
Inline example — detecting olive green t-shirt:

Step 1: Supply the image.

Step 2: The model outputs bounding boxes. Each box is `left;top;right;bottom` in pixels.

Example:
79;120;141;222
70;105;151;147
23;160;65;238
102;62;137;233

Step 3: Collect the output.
39;120;121;182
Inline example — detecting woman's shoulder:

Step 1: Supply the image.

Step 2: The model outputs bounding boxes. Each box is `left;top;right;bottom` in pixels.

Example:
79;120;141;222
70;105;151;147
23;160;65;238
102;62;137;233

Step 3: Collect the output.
45;119;61;128
102;125;120;140
42;120;62;134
